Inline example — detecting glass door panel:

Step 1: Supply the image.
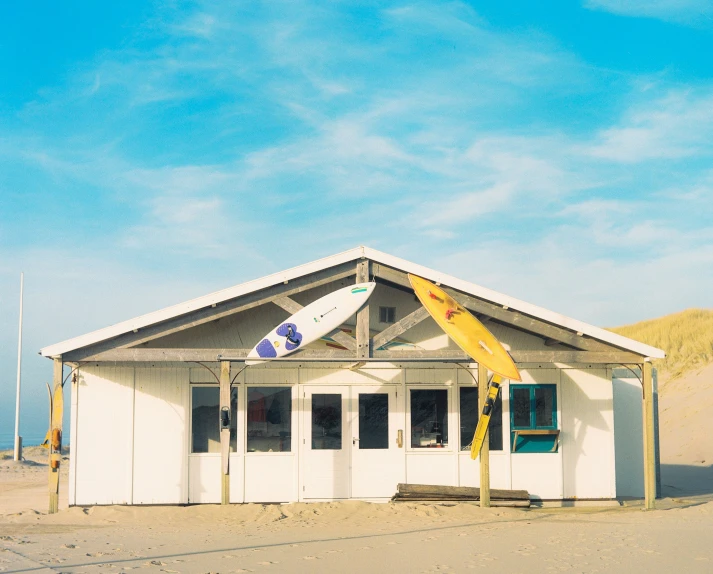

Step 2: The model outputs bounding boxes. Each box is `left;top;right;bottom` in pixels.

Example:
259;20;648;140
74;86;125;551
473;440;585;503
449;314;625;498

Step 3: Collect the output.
358;393;388;449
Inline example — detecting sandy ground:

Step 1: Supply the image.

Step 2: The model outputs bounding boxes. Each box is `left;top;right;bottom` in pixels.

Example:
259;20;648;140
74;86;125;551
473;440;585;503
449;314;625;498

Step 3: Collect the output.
658;363;713;497
2;448;712;573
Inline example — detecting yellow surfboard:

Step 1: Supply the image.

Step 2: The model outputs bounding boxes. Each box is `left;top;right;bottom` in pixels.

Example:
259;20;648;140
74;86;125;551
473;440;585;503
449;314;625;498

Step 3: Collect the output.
408;274;521;381
470;374;502;459
48;381;63;512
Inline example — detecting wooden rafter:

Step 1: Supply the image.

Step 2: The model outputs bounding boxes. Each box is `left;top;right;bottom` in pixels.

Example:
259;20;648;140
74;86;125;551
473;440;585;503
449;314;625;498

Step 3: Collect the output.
372;264;609;352
63;263;357;362
371;307;429;350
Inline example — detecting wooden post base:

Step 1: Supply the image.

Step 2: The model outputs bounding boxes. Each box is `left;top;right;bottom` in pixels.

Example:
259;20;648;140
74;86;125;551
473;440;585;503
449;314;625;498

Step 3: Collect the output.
221;474;230;505
49;492;58;514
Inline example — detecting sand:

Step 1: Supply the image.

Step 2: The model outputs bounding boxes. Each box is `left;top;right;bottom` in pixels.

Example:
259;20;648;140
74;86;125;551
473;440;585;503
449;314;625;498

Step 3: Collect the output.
658;363;713;497
2;364;712;574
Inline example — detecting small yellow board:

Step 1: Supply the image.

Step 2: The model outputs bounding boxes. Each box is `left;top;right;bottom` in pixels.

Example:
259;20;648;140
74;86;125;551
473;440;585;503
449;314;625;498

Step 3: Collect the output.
470;374;502;460
408;274;521;381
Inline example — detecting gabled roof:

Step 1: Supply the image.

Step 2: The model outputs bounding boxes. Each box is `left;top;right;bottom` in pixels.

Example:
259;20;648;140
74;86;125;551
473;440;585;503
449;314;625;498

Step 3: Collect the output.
40;246;665;359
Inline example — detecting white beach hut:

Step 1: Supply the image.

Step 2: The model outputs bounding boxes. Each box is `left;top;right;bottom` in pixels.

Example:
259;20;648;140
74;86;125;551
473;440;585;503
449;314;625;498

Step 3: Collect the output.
40;246;664;508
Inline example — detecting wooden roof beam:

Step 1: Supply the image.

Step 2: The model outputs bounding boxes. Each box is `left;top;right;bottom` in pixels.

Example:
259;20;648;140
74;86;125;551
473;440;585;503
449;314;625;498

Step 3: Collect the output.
372;264;609;352
77;347;642;364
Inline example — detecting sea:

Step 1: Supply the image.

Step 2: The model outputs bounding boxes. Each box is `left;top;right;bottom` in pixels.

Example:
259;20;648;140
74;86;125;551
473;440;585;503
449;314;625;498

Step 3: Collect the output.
0;431;61;451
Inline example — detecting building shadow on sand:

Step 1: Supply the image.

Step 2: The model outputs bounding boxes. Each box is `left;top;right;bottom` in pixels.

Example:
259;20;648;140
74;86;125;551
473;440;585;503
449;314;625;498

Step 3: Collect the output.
661;464;713;496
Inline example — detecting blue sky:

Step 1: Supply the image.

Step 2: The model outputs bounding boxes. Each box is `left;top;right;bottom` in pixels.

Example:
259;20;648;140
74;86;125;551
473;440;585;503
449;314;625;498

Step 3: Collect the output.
1;0;712;444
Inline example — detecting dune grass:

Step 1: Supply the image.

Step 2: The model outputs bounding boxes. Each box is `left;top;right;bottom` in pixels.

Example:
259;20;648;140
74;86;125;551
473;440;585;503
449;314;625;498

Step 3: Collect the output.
609;308;713;379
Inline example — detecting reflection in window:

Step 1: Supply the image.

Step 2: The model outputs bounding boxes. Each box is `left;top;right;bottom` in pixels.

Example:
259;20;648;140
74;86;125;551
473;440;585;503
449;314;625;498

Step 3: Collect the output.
358;393;388;449
535;387;554;427
512;387;531;428
229;387;237;451
459;387;503;451
247;387;292;452
191;386;238;453
410;389;448;448
311;394;342;450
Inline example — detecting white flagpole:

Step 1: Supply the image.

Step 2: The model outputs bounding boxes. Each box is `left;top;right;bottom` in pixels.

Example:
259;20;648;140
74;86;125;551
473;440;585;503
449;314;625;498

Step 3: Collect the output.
13;272;24;461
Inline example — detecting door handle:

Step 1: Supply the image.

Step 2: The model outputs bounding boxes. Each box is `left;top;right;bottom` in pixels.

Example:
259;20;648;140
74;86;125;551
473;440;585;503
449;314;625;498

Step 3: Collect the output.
397;430;403;448
353;437;359;445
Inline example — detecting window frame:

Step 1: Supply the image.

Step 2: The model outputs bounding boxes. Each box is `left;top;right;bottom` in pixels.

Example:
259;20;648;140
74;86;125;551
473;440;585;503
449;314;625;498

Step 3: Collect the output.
189;384;238;456
509;384;559;454
406;386;453;452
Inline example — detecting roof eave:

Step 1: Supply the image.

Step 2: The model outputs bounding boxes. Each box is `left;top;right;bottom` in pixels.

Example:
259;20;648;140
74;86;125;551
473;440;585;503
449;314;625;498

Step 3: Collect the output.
40;244;666;361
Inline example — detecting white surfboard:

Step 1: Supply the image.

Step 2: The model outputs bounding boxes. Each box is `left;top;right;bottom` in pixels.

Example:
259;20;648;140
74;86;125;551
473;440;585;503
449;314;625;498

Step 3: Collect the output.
245;282;376;365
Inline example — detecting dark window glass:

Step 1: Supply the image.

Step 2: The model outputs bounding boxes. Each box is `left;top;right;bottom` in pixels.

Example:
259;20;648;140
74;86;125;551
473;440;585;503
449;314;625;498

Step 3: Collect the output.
192;387;220;453
459;387;503;451
247;387;292;452
379;306;396;323
535;387;554;427
512;387;531;428
359;393;389;449
312;394;342;450
410;389;448;448
230;387;238;451
459;387;479;450
489;389;504;451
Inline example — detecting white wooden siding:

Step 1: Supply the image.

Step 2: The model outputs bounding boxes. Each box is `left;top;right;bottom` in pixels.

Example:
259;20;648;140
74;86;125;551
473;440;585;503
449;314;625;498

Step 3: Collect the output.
75;366;134;505
133;368;189;504
561;369;616;499
613;375;644;497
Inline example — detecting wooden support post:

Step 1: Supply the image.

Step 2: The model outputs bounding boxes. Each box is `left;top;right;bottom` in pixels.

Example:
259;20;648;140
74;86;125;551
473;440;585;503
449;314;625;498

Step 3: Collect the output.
220;360;231;505
48;358;63;514
642;361;656;510
478;362;490;508
356;260;370;359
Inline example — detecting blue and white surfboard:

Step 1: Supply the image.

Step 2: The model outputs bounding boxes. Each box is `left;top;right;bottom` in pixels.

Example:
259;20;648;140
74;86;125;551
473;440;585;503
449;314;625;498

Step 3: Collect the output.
245;282;376;365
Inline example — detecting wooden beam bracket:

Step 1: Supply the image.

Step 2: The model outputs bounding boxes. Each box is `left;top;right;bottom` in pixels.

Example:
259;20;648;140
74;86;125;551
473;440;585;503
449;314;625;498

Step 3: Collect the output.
371;307;429;350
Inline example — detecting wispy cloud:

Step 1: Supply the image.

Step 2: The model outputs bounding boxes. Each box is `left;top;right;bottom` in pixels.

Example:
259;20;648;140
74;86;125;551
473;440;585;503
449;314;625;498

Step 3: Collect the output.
587;89;713;162
584;0;713;27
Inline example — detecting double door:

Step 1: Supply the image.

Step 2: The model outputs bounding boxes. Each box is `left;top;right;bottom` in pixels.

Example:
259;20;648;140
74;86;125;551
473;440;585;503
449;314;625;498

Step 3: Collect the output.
302;385;404;500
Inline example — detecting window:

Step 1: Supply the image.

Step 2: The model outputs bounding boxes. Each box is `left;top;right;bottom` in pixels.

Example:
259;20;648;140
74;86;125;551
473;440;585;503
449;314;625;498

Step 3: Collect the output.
247;387;292;452
358;393;389;449
510;384;558;453
410;389;448;448
459;387;503;451
379;306;396;323
311;394;342;450
191;386;237;453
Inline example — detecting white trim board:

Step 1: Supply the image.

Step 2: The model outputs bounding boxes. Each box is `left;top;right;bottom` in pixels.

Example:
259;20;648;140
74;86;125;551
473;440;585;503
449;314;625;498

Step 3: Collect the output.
40;246;665;360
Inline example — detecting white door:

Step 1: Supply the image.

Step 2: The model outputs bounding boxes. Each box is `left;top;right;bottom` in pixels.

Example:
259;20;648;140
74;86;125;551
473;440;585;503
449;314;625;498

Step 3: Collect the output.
350;386;405;499
302;387;350;499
